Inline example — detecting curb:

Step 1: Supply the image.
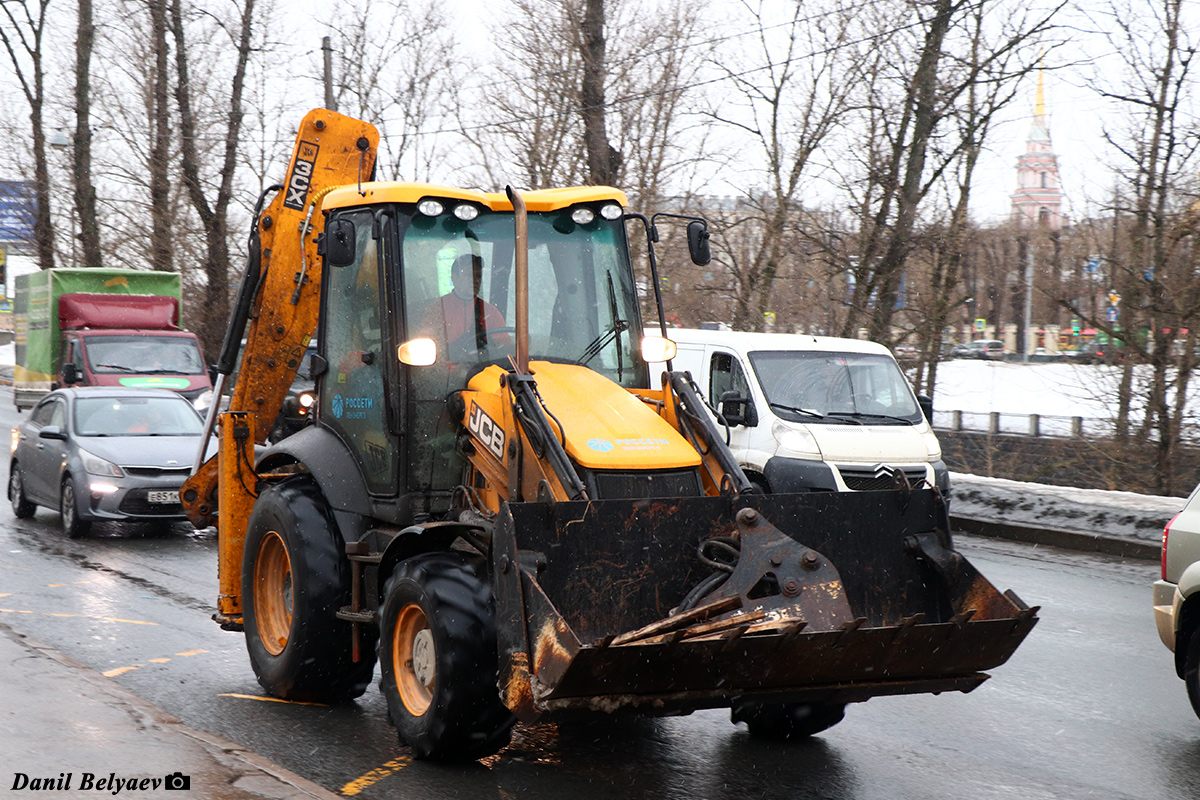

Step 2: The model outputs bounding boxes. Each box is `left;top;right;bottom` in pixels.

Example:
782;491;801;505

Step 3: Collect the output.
8;626;342;800
951;514;1161;560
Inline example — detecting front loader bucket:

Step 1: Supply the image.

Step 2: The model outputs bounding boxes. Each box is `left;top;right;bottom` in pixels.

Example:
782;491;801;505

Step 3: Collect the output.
491;489;1037;720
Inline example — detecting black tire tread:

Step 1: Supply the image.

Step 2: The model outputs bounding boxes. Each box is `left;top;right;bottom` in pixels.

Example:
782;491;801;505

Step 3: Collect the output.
242;476;376;703
9;462;36;519
731;699;846;739
380;551;513;761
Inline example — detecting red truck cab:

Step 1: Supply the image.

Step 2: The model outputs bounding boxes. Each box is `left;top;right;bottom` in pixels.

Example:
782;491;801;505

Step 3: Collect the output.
56;294;211;406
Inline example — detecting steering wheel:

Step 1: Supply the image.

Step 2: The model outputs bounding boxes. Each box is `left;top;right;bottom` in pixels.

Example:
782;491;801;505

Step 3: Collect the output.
446;327;517;362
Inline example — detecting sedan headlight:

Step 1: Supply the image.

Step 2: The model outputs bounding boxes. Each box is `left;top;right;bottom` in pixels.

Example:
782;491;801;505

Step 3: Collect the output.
79;448;124;478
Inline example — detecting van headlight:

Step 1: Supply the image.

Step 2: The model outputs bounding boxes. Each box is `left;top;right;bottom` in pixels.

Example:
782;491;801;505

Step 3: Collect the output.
922;430;942;460
771;421;821;459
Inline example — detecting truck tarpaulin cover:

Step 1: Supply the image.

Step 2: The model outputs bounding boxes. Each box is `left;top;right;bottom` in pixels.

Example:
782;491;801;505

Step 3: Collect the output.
59;293;180;330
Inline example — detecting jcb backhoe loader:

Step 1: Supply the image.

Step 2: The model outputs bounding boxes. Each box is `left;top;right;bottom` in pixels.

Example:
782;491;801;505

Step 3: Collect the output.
183;109;1037;761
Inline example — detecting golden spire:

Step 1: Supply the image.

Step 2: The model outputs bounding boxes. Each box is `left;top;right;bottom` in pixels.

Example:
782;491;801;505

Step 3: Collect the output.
1034;67;1045;119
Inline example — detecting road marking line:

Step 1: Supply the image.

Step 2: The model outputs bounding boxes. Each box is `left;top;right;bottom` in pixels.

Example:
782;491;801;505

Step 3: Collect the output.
104;665;142;677
0;607;158;625
219;693;328;707
176;649;208;656
0;593;11;598
99;617;158;625
0;608;33;614
339;757;413;796
148;658;171;663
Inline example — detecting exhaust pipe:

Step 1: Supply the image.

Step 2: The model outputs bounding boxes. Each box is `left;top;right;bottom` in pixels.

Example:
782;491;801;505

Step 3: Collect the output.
506;185;529;375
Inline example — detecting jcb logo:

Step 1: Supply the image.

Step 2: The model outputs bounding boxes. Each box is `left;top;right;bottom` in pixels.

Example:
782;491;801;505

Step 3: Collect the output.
468;402;505;461
283;141;320;210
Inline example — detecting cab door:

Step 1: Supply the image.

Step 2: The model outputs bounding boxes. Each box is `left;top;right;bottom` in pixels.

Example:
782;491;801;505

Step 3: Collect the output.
318;210;399;496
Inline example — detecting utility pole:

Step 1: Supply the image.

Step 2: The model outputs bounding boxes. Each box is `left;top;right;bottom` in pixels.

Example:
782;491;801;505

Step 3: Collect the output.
322;36;336;112
1023;238;1034;364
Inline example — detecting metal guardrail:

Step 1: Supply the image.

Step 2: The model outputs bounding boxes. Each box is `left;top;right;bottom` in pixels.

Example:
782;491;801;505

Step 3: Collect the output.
933;410;1107;439
934;409;1200;441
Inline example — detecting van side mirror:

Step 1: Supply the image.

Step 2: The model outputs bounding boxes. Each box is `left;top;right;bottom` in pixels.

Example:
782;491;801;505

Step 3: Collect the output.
917;394;933;423
62;363;80;385
687;220;711;266
720;389;757;428
323;218;357;267
39;425;68;441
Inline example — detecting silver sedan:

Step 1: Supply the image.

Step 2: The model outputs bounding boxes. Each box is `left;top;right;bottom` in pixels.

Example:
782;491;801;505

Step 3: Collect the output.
8;387;212;537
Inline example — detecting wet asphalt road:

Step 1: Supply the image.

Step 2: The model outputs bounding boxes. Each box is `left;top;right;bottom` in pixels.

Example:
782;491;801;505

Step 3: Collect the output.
1;392;1198;799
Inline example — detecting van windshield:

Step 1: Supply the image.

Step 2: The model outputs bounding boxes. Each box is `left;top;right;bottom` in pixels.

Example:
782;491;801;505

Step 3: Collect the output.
748;350;922;424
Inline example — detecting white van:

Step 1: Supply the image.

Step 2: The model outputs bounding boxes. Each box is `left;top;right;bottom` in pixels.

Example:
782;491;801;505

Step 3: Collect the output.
668;329;948;495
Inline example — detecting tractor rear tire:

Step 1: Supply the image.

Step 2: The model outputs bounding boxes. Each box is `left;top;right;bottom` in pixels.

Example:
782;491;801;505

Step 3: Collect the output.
731;699;847;739
241;477;376;703
379;551;514;761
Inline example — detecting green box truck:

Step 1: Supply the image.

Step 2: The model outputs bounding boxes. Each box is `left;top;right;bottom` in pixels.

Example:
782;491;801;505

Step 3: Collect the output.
13;269;211;410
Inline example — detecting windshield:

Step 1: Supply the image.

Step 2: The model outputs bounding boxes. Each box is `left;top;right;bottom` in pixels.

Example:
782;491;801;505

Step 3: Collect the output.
748;350;922;424
401;208;647;388
84;335;205;375
74;396;204;437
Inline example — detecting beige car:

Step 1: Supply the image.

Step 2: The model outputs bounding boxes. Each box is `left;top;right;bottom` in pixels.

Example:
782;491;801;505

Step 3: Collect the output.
1154;483;1200;719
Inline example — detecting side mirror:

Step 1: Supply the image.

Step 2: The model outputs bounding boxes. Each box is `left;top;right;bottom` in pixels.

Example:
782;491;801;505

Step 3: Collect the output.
720;389;747;427
323;218;357;267
39;425;68;441
687;220;711;266
62;363;80;385
917;394;933;423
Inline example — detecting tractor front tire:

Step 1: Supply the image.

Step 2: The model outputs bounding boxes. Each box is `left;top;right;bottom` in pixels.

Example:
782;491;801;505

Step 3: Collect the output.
379;551;514;761
242;477;376;703
731;699;847;739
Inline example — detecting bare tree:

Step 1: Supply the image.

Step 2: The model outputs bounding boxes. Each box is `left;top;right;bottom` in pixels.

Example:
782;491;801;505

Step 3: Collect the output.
838;0;1062;345
0;0;56;270
706;0;865;331
1064;0;1200;493
322;0;455;182
170;0;259;357
72;0;102;268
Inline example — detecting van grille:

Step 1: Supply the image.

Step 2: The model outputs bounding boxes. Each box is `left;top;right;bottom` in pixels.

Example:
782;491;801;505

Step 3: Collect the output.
836;465;927;491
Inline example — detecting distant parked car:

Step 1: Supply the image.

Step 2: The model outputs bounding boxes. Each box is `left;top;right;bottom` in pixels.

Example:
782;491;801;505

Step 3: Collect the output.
958;339;1005;360
1155;484;1200;720
8;387;211;537
1074;340;1123;364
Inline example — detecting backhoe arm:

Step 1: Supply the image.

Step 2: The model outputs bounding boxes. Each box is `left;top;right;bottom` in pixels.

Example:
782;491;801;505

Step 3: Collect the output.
181;109;377;528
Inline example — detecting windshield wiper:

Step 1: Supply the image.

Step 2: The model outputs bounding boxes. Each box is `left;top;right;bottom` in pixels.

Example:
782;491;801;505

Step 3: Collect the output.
94;364;138;372
578;273;628;375
768;402;825;420
827;411;913;425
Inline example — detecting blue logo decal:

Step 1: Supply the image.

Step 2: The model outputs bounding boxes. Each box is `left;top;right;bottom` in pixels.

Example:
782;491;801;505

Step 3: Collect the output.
587;438;614;452
331;394;344;419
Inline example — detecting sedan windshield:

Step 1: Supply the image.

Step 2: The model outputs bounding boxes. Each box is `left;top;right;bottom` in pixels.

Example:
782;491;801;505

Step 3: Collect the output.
74;396;204;437
748;350;922;424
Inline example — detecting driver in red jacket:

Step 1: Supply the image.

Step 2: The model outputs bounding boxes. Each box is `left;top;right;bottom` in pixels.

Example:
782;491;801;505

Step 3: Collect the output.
421;253;510;356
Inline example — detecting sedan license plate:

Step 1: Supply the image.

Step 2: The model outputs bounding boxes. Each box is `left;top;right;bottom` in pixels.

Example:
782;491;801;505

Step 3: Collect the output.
147;490;178;504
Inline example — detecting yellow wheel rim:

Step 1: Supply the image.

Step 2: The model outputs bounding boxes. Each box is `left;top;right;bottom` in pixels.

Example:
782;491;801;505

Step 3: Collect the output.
254;531;293;656
394;603;435;716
